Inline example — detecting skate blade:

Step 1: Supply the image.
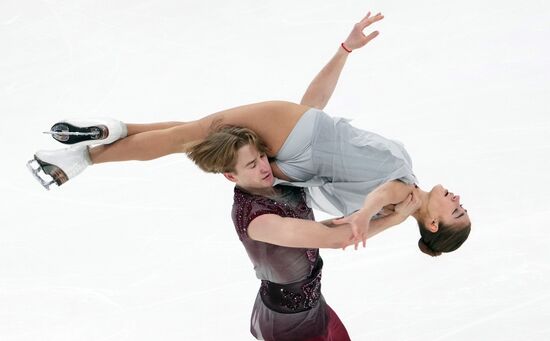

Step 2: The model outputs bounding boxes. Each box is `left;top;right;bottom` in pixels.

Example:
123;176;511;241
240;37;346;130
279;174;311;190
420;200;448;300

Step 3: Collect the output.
44;122;105;144
26;159;67;190
42;131;101;136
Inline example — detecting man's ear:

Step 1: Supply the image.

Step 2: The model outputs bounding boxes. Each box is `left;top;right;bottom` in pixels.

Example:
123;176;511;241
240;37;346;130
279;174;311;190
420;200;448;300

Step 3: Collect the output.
223;172;238;183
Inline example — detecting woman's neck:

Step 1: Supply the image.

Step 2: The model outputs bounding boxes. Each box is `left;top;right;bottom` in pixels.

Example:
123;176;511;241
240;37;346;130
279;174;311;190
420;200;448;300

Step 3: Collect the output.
412;187;430;222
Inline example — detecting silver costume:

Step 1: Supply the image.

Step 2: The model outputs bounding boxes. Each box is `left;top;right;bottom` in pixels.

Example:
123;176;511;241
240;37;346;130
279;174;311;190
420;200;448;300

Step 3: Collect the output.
275;108;417;216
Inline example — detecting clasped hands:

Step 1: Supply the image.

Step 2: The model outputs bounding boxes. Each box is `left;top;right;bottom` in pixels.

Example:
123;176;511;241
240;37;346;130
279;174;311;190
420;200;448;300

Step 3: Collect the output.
333;192;420;250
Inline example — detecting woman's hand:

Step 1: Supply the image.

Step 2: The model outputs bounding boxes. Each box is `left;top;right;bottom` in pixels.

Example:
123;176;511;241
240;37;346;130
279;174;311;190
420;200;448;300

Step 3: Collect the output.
377;191;420;218
343;12;384;51
332;209;372;250
379;204;396;217
394;192;421;220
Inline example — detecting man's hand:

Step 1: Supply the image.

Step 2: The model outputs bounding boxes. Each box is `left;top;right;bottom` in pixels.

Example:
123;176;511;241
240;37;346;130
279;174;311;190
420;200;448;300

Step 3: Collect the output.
343;12;384;51
332;209;372;250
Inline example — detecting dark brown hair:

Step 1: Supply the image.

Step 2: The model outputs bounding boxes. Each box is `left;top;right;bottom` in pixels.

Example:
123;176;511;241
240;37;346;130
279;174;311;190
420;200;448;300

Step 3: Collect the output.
187;125;268;173
417;221;471;257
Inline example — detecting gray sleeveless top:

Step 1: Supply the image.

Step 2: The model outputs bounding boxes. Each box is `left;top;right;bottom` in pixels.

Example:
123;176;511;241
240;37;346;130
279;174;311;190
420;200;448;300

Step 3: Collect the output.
275;108;417;216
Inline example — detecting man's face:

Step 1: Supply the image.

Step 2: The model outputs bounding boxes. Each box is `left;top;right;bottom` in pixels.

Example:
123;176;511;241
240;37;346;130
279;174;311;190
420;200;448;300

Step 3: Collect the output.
224;144;274;190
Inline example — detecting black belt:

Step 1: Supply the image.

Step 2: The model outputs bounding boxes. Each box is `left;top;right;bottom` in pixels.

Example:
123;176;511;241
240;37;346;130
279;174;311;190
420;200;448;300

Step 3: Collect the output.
259;257;323;314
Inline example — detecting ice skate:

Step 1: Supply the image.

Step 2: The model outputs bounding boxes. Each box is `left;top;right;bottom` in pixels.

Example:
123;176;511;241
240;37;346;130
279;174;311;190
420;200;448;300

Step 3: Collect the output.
26;146;91;190
43;118;127;146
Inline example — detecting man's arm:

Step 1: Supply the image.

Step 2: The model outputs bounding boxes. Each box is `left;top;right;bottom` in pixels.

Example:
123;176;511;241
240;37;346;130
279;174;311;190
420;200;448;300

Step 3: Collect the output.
300;12;384;110
248;214;354;249
247;184;418;250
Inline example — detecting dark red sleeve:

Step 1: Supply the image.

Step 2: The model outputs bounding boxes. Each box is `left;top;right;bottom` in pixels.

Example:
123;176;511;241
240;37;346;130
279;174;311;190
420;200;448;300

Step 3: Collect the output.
232;193;285;241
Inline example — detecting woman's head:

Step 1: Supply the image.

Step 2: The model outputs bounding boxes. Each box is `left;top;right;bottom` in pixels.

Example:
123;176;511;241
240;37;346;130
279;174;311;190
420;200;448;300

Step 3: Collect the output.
417;184;471;256
417;220;471;256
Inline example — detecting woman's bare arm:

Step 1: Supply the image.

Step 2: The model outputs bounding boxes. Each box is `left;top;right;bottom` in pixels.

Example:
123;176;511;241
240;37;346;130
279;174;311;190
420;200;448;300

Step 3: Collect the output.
300;12;384;110
332;180;415;248
321;190;420;239
90;13;385;164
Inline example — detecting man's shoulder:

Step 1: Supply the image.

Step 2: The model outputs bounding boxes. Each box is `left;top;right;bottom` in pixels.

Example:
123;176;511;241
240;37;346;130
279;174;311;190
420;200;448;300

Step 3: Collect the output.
231;187;285;238
232;186;280;218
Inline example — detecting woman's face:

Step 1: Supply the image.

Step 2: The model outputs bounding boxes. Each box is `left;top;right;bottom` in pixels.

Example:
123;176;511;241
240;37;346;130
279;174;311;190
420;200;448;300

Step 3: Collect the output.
427;184;470;228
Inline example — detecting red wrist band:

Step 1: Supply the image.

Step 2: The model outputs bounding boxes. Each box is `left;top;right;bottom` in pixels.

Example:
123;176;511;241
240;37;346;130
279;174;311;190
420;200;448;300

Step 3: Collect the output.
341;42;352;53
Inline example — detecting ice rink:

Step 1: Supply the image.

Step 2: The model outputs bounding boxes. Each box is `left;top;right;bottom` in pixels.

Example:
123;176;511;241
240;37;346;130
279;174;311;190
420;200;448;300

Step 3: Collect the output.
1;0;549;340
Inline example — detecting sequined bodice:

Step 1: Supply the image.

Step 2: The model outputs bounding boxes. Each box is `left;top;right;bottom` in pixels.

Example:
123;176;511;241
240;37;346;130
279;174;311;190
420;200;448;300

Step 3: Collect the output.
232;185;318;284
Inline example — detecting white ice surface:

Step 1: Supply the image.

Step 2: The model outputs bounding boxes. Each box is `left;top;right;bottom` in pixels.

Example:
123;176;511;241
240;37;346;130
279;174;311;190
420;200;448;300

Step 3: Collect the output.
1;0;550;340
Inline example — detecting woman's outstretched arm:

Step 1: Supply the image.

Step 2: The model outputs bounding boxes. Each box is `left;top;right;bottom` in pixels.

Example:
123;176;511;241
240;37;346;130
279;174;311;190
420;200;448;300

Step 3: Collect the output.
90;12;385;164
332;180;414;248
119;13;384;138
300;12;384;110
320;191;420;247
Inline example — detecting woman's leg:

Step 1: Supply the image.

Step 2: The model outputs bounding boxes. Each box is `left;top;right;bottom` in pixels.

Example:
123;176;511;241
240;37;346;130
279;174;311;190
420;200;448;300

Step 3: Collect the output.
126;121;188;136
29;101;308;189
90;121;205;164
89;101;308;164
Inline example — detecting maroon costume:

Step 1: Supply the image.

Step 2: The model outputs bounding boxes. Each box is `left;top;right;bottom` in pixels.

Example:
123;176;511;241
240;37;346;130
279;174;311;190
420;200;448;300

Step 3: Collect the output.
232;185;350;341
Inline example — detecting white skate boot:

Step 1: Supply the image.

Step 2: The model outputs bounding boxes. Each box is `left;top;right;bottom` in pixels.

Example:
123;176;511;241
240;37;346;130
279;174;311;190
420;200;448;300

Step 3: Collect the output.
43;118;127;146
26;146;91;190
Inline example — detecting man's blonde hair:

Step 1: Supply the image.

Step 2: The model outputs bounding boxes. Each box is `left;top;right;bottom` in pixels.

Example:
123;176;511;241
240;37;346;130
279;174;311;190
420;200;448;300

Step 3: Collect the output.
187;125;268;173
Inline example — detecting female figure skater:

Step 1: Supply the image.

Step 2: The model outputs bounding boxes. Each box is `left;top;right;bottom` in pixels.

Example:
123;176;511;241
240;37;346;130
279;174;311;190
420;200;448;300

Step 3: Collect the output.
29;12;470;256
